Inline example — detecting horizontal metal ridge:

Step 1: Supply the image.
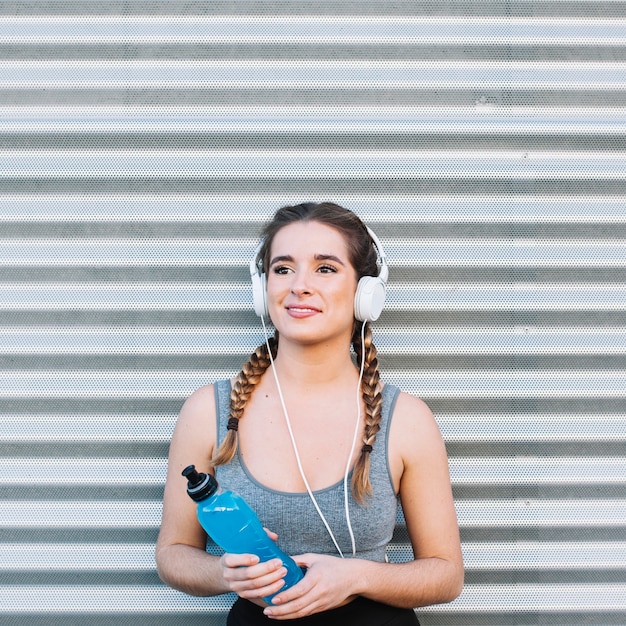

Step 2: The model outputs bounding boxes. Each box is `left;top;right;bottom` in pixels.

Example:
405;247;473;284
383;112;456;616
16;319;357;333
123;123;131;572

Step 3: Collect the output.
3;238;626;267
437;414;626;442
3;499;626;528
2;500;164;527
390;234;626;268
1;195;624;223
430;541;626;570
375;328;626;354
462;541;626;570
2;150;626;179
0;583;625;612
1;15;625;45
2;413;625;443
0;584;232;613
2;106;626;135
0;60;624;89
432;583;626;612
2;327;626;355
1;458;165;485
2;541;625;571
0;238;260;266
1;369;625;398
449;457;626;484
0;543;157;570
0;413;174;442
4;457;626;485
1;283;624;311
1;0;625;17
456;499;626;527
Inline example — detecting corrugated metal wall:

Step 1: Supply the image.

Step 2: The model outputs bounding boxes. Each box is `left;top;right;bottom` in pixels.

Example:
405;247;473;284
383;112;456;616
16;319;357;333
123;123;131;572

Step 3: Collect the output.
1;1;625;624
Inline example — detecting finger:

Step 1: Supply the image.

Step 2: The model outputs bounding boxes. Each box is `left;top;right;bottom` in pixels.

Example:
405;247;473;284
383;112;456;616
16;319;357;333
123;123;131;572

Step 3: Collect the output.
291;553;314;568
237;573;287;600
230;562;289;600
264;573;313;607
263;527;279;541
245;558;285;579
246;562;288;587
263;596;320;621
224;559;287;595
221;552;259;568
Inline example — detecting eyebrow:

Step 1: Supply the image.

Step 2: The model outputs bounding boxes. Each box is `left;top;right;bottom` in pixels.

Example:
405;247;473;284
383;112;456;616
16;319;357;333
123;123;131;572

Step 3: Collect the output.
269;253;346;267
315;254;346;266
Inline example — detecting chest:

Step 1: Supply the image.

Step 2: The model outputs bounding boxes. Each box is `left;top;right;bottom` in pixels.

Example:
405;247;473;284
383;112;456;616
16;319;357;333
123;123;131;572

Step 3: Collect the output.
213;379;400;559
237;389;364;493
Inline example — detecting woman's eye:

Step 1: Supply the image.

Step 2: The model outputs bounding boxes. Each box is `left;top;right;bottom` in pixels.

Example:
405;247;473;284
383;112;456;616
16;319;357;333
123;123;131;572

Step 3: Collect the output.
318;265;337;273
272;265;292;275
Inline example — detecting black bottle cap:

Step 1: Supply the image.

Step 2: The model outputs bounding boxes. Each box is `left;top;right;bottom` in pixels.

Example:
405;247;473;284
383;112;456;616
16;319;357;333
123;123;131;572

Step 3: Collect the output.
182;464;218;501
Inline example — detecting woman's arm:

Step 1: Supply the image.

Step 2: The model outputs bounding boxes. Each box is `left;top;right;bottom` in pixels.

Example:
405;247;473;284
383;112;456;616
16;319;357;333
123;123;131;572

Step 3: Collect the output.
374;391;464;605
261;392;464;619
155;384;227;595
155;385;288;600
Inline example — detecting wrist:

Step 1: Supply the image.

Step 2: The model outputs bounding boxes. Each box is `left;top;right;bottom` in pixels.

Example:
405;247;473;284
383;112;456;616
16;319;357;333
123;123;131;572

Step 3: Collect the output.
346;557;375;597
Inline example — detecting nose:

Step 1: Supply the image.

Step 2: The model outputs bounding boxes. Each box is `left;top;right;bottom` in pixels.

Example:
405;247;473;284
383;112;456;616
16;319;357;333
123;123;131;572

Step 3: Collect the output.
289;270;312;296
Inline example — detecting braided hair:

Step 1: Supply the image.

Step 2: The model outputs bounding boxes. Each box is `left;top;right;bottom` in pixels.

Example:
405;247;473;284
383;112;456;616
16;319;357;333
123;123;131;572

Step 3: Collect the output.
210;202;384;504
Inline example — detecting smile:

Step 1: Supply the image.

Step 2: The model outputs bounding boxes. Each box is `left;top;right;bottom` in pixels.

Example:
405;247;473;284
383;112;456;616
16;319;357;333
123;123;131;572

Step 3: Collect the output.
286;306;321;315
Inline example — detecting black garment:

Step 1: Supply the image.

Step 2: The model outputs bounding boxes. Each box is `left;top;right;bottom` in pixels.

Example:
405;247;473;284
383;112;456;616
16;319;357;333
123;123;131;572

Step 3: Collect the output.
227;596;420;626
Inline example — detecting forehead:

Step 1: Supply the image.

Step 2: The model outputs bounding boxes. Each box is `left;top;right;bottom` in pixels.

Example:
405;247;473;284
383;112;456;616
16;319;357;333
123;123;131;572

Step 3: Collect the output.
270;221;350;256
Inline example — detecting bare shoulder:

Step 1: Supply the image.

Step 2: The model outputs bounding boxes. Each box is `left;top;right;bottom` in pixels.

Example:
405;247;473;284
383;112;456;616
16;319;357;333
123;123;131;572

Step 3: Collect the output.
388;390;448;475
393;391;442;440
170;383;218;469
179;383;216;422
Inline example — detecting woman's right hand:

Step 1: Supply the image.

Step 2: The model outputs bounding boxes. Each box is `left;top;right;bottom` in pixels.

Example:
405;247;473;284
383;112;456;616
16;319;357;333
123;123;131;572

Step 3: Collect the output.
219;553;289;603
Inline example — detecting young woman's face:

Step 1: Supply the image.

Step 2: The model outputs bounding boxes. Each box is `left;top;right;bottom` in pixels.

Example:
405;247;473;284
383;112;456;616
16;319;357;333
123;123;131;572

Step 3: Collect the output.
265;220;358;345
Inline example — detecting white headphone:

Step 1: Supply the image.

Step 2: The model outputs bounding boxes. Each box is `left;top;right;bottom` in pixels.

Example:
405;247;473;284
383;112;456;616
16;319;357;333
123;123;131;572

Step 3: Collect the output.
250;226;388;322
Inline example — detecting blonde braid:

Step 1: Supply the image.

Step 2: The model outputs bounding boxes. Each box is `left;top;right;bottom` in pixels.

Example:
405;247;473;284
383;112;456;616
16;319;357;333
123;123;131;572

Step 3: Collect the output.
351;322;383;504
210;334;278;468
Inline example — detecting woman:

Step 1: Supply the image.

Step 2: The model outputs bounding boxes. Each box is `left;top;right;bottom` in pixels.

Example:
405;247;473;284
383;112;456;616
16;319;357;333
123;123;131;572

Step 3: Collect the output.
156;202;463;624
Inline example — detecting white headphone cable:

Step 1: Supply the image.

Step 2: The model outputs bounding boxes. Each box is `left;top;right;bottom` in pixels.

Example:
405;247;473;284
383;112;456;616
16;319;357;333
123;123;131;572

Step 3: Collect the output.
259;315;366;559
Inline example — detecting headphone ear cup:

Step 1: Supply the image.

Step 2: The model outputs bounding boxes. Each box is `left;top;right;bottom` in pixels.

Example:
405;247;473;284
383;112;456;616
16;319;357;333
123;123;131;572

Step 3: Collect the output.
251;271;268;317
354;276;386;322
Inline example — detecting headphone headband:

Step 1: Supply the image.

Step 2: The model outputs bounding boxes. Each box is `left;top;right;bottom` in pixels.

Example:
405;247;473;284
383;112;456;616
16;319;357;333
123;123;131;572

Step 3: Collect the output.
365;226;389;284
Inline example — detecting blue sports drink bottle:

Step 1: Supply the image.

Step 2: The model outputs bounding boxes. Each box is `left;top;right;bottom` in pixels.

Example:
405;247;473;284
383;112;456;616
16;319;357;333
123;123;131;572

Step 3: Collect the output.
182;464;304;602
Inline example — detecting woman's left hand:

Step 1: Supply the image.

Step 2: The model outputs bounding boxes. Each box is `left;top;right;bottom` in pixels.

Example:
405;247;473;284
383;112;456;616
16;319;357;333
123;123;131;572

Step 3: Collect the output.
262;553;359;620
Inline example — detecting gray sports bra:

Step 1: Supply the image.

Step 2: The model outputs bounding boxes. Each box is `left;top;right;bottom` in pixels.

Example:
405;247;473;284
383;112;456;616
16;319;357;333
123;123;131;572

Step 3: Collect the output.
212;380;401;561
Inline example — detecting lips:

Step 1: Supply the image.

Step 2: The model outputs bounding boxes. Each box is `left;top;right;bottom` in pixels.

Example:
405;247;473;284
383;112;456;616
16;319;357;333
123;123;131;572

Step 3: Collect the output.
285;305;321;316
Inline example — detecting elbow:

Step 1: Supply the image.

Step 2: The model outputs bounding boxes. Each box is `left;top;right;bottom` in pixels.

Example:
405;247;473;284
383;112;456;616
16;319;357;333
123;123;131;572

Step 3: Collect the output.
451;574;465;603
154;543;175;588
442;561;464;603
424;558;464;605
154;546;168;585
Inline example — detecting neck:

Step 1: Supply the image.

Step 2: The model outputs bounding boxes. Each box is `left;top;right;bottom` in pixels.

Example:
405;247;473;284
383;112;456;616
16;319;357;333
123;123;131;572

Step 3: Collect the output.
270;340;358;389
